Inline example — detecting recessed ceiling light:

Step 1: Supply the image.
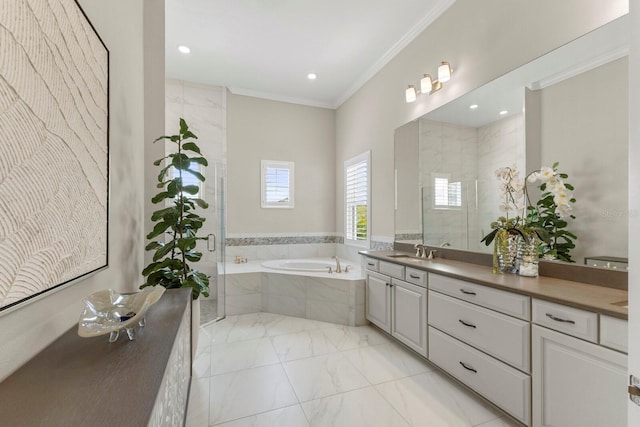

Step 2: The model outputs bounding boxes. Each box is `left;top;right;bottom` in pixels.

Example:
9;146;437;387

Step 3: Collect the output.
499;110;508;115
469;104;479;110
178;45;191;54
307;73;317;80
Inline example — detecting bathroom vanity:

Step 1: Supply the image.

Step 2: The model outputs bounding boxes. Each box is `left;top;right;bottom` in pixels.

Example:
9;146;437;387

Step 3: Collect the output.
361;251;628;427
0;288;192;426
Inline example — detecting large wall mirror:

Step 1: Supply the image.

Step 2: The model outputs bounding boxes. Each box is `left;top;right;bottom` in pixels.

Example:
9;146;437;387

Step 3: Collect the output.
395;15;628;270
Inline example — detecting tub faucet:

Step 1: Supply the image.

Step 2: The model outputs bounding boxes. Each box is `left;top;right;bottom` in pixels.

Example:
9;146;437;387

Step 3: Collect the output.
440;242;451;248
332;256;342;273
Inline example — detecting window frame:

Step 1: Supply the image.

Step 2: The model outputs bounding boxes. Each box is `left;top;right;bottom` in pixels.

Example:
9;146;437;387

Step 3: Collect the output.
344;151;371;247
261;160;295;209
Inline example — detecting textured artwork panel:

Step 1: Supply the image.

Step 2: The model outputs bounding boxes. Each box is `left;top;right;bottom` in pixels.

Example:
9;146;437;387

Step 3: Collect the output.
0;0;108;310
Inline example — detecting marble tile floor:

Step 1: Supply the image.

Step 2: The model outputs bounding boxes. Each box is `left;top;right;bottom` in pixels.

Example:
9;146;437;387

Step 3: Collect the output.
200;299;218;325
186;312;521;427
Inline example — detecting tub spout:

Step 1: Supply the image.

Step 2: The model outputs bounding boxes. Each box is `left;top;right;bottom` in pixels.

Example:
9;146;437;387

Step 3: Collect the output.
332;256;342;273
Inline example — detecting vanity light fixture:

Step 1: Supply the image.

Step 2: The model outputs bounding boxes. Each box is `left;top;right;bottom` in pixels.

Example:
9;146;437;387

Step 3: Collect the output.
420;75;433;94
405;61;453;102
177;45;191;54
405;85;417;103
438;61;452;82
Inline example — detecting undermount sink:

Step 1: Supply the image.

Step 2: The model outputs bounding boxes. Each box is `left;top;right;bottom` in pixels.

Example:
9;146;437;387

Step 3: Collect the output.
611;300;628;309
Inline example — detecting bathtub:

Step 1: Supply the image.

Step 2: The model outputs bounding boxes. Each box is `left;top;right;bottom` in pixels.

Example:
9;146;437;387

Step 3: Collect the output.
222;258;366;326
262;258;351;273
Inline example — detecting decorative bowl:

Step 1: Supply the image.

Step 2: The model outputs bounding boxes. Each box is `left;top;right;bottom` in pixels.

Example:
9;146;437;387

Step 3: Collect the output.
78;287;165;342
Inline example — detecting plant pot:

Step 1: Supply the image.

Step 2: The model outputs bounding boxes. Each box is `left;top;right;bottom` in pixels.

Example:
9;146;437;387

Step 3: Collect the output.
518;237;539;277
493;230;520;274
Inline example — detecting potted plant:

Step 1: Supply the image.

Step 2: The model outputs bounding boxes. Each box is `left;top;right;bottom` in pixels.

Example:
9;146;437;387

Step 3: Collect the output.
525;163;577;262
481;167;548;274
141;118;210;349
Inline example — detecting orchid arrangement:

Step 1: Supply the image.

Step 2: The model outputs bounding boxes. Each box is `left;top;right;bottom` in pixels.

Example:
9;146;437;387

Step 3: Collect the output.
480;167;540;246
525;162;577;262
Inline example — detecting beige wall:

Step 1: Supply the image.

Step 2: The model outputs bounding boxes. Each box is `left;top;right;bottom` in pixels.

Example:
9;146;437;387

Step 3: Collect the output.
541;58;628;262
394;120;420;237
0;0;164;380
335;0;628;242
227;94;336;235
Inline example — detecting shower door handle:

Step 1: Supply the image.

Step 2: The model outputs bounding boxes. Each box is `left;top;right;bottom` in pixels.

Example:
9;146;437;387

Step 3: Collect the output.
207;234;216;252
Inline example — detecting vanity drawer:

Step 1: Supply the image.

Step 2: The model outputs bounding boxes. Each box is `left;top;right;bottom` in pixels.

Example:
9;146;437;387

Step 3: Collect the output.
600;315;628;353
379;261;405;280
532;299;598;343
429;291;530;372
428;273;530;320
429;327;531;425
405;267;427;288
364;258;379;272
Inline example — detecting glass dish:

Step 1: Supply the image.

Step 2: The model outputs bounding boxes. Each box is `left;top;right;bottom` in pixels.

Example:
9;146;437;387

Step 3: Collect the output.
78;287;165;342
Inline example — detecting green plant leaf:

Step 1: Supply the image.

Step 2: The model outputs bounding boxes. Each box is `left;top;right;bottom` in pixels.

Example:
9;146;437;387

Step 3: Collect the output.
185;169;205;181
146;221;171;239
194;198;209;209
480;228;498;246
564;183;574;190
189;156;208;167
179;118;188;134
182;142;201;153
172;153;191;169
153;135;179;143
182;185;200;195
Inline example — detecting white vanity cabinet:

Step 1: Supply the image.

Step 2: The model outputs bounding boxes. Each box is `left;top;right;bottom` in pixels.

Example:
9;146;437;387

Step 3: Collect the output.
532;300;628;427
365;258;427;356
428;273;531;425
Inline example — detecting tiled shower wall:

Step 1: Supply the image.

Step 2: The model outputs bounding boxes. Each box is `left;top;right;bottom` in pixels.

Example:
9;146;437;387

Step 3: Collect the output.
165;79;227;298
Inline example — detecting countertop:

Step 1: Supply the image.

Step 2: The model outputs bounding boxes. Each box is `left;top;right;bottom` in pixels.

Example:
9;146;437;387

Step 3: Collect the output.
0;288;192;426
361;250;628;320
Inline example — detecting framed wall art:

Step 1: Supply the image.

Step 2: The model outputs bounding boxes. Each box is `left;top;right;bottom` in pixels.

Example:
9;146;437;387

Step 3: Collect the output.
0;0;109;312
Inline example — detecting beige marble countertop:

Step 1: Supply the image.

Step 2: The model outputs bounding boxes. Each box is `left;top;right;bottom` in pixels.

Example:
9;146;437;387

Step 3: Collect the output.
361;250;628;320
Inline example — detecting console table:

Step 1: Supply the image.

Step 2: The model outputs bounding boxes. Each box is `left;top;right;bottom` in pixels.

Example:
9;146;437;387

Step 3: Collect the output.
0;288;192;426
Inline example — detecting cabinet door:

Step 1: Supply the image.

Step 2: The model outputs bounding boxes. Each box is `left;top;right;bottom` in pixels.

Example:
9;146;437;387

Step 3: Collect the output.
366;271;391;333
391;279;427;356
532;325;627;427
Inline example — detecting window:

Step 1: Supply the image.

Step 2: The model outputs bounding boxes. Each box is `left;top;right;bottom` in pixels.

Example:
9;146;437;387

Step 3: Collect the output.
172;160;202;199
433;173;461;209
344;151;370;246
261;160;294;208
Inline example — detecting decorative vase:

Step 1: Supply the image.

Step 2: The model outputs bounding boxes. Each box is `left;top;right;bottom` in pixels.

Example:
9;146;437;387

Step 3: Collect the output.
493;230;520;274
518;235;540;277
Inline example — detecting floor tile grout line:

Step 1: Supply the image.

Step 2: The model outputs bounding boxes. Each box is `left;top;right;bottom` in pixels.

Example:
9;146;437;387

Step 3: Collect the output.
208;403;306;427
369;380;415;427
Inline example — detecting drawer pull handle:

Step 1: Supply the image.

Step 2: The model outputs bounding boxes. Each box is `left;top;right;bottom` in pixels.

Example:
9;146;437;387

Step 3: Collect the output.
368;263;375;266
460;289;476;296
409;274;421;279
546;313;576;324
459;319;477;328
459;362;477;373
385;283;390;287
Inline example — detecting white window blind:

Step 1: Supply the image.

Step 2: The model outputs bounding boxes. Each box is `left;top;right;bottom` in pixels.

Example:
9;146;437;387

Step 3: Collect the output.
433;174;461;209
261;160;294;208
344;151;370;246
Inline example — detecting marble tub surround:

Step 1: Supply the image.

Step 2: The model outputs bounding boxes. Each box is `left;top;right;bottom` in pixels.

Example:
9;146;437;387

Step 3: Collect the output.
222;260;366;326
186;312;520;427
362;250;628;319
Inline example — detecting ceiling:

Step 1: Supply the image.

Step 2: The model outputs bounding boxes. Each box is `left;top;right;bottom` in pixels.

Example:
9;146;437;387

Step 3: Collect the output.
165;0;454;109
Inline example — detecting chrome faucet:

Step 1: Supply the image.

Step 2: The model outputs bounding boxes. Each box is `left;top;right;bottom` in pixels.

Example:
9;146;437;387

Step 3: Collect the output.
332;256;342;273
440;242;451;248
414;243;426;258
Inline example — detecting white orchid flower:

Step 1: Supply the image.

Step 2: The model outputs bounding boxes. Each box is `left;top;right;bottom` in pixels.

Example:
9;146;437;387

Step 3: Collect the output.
538;166;555;181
